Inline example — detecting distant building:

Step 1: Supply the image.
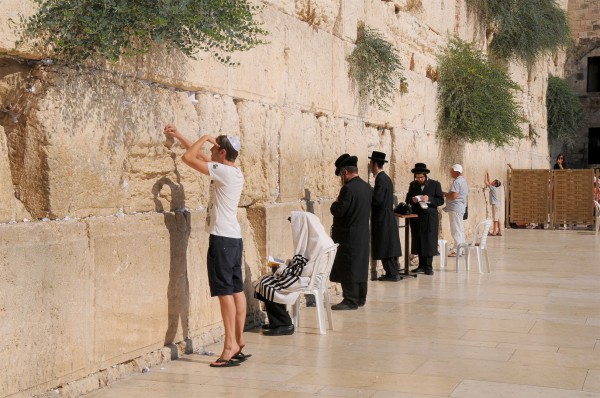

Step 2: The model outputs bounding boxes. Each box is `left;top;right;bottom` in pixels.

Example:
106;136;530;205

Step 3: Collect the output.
564;0;600;168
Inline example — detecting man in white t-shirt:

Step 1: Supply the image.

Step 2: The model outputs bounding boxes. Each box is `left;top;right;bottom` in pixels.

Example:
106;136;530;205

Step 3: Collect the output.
444;164;468;257
164;124;248;368
485;169;502;236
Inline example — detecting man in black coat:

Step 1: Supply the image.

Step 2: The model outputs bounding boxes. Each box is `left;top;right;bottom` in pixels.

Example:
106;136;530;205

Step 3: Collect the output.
330;154;373;310
369;151;402;281
405;163;444;276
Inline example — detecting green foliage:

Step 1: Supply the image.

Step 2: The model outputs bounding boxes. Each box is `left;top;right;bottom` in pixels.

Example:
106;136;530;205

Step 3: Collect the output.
436;37;525;147
347;23;405;111
546;75;584;148
20;0;268;65
466;0;571;65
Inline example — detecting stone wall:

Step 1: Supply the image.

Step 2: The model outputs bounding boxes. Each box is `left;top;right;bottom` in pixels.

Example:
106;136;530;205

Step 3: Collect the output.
0;210;264;397
0;0;564;396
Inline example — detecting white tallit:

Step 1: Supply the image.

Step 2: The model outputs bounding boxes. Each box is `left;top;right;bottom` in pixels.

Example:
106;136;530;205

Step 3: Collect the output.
253;211;334;305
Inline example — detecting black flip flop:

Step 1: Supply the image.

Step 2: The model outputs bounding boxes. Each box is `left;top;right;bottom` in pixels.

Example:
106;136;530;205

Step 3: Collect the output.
209;358;240;368
232;351;252;361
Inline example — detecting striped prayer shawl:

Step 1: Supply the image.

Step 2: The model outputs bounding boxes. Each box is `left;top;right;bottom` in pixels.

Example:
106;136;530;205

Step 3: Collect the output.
254;254;310;304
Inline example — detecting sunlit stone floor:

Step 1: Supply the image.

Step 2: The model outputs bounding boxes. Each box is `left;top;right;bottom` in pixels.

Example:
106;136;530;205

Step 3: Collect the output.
86;229;600;397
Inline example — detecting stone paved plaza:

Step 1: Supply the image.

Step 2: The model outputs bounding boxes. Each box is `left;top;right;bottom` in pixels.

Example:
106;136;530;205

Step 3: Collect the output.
85;229;600;398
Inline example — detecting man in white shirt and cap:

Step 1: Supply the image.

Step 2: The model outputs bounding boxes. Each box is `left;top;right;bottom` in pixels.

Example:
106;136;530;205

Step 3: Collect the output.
164;124;248;368
444;164;468;257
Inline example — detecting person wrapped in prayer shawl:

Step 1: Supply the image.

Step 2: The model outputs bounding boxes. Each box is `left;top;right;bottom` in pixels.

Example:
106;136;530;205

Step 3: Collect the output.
254;211;334;336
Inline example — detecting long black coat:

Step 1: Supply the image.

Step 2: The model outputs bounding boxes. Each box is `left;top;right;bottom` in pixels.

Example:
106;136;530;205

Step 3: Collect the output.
405;178;444;257
329;176;372;283
371;171;401;260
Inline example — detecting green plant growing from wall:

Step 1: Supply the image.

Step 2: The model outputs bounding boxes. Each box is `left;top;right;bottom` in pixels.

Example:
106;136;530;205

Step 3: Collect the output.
19;0;268;65
347;23;405;111
546;75;584;148
466;0;571;66
436;37;524;147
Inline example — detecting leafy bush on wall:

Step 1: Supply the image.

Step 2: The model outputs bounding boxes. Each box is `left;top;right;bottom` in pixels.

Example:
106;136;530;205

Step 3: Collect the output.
436;37;525;147
466;0;571;66
347;23;405;111
20;0;267;65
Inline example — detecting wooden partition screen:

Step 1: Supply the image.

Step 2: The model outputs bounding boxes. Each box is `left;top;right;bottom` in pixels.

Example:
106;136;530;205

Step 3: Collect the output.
552;170;595;225
507;169;596;228
507;170;550;225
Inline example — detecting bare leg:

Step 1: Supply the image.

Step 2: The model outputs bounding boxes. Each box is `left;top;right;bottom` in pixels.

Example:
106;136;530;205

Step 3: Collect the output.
233;292;247;352
215;295;240;363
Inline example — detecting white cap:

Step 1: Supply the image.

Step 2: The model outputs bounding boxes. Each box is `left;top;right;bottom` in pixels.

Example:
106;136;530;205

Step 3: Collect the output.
452;164;463;173
227;136;241;152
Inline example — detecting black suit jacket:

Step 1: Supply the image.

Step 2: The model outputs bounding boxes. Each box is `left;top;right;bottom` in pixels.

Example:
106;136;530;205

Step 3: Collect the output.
330;176;372;283
371;171;401;259
405;178;444;256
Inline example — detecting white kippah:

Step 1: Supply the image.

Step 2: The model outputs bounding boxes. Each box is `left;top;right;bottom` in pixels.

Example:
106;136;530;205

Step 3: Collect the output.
227;135;241;152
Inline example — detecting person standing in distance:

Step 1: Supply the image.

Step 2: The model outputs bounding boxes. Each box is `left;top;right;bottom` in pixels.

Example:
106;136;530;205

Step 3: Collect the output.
163;124;248;368
484;169;502;236
369;151;402;281
405;163;444;275
444;164;468;257
553;153;567;170
329;154;373;310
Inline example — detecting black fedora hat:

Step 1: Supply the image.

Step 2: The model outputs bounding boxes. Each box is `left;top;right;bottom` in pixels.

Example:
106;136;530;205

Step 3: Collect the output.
368;151;388;163
335;153;358;176
411;162;430;174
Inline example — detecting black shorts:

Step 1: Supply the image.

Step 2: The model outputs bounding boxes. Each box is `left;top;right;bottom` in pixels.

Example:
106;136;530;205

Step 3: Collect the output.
207;234;243;297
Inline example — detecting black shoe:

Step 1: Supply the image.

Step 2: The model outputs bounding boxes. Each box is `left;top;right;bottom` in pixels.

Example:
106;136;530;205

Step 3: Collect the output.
261;324;273;330
358;300;366;307
386;275;403;281
263;325;294;336
377;275;390;281
424;270;434;275
411;267;425;274
331;301;358;310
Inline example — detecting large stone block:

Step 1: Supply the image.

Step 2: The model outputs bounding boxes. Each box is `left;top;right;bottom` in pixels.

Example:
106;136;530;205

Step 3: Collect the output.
301;115;345;200
332;39;360;118
89;213;181;367
337;0;364;41
227;6;287;104
279;109;312;201
344;118;370;181
6;66;203;218
237;100;281;204
417;0;456;36
0;0;41;58
0;220;92;397
0;125;30;222
284;15;334;112
135;46;229;94
294;0;340;33
194;92;240;136
263;0;295;16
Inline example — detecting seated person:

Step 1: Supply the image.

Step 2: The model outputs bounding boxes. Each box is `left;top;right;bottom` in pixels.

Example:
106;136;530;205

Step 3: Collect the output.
253;211;334;336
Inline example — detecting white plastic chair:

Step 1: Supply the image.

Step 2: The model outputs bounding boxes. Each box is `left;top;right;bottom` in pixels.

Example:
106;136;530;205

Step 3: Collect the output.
455;219;492;274
594;201;600;234
291;244;338;335
438;239;448;268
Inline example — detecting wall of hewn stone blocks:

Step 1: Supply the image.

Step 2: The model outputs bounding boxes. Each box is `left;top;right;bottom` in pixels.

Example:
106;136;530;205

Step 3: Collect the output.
0;209;264;397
